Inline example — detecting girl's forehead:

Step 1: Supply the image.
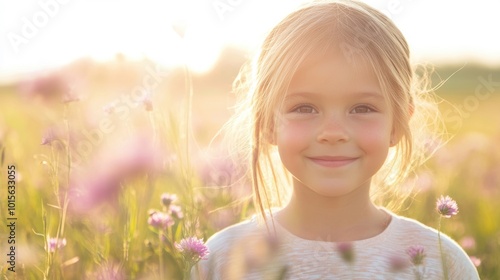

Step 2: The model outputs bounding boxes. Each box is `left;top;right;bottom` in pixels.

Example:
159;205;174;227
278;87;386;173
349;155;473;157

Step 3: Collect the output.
289;45;380;88
276;44;392;107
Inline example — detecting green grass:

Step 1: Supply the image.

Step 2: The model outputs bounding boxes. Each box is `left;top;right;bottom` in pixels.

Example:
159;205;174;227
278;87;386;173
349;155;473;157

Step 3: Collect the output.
1;61;499;279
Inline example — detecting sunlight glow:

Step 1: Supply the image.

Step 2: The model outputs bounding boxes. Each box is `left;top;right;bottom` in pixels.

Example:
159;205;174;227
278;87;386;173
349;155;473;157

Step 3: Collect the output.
1;0;499;81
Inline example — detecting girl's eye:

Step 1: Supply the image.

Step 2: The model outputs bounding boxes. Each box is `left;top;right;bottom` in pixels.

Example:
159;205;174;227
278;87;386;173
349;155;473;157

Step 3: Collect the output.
292;105;317;114
351;105;375;114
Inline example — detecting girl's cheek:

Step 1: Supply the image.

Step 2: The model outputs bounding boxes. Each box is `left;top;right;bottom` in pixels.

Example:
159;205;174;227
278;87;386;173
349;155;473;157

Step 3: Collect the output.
277;121;313;141
356;120;392;141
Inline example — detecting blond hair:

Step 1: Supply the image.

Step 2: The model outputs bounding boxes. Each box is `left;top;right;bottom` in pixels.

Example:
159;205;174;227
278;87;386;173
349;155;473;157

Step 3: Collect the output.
223;0;444;221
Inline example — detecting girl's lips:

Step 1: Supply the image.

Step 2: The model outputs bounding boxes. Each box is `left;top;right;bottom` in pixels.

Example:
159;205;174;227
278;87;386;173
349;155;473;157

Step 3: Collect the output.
308;156;358;167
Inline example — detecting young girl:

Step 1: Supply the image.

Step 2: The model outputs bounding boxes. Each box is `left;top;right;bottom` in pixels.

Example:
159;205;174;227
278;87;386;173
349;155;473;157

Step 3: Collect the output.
195;1;479;279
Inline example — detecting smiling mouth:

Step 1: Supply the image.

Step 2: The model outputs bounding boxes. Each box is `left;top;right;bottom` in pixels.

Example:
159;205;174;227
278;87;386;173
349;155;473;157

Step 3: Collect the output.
308;156;358;168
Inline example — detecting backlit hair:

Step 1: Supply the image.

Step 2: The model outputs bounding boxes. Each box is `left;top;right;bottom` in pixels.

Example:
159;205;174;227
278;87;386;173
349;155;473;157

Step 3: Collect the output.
223;0;444;222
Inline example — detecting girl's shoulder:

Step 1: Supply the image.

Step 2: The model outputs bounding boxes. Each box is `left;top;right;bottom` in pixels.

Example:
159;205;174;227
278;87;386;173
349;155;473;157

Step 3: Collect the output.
193;215;274;279
388;212;457;244
205;216;267;253
387;212;479;279
387;211;461;250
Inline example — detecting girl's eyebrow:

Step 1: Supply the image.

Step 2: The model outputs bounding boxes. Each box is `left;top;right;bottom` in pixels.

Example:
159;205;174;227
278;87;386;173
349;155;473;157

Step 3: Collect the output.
351;91;385;100
285;90;384;100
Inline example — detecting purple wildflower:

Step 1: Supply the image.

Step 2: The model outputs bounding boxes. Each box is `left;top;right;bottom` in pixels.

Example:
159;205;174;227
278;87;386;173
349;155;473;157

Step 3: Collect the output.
46;237;67;253
20;73;83;104
41;127;61;146
407;245;426;265
148;210;174;229
436;195;459;218
69;135;162;212
161;193;177;207
175;237;210;262
19;74;66;102
62;84;80;103
169;205;184;219
459;236;476;251
336;242;355;263
469;256;481;267
389;255;410;272
198;154;237;187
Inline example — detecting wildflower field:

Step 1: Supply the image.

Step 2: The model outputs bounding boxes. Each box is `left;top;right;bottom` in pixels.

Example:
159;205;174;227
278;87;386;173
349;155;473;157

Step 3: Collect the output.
1;51;499;279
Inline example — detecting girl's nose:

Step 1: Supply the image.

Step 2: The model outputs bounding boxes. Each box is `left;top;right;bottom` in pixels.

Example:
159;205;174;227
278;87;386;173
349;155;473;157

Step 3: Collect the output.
316;116;350;144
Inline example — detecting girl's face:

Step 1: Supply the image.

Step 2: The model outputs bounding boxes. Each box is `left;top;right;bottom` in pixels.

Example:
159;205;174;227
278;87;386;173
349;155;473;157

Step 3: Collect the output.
276;47;395;199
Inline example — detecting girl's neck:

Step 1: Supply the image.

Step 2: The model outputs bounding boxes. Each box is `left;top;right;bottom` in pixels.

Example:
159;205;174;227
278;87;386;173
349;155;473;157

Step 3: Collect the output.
274;187;390;242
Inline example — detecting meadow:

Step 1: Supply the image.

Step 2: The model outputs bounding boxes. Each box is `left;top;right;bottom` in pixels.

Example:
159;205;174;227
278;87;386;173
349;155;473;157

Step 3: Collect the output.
0;49;499;279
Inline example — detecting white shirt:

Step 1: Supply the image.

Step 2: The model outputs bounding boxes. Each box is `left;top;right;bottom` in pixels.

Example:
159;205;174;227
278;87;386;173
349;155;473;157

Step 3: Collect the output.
193;210;479;279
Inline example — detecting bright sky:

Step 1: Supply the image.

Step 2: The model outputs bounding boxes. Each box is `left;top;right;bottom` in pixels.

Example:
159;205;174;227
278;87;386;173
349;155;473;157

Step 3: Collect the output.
1;0;499;82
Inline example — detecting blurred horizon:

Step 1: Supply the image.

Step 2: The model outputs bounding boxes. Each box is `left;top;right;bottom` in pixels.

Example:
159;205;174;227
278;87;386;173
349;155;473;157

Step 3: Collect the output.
2;45;500;85
1;0;500;83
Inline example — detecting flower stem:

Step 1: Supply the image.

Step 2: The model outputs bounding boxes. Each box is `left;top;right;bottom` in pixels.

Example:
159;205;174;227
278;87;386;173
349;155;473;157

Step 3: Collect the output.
183;262;192;280
437;217;449;280
159;229;164;279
